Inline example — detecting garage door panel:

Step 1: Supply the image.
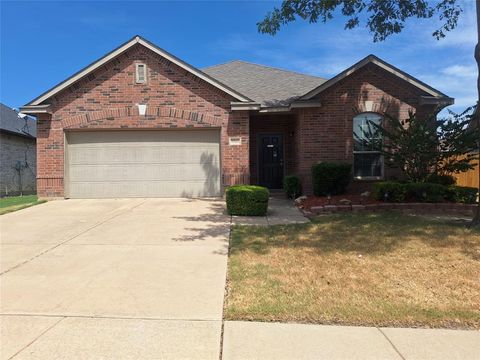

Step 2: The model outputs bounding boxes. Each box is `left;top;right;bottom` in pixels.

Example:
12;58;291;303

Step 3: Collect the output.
69;147;219;165
66;130;221;198
69;163;220;182
67;130;219;145
69;181;220;198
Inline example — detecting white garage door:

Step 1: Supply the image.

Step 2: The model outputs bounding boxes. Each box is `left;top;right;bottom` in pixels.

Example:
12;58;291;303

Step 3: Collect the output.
65;130;221;198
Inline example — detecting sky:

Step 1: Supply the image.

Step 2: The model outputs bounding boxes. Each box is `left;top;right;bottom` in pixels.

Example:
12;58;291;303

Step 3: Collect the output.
0;0;477;117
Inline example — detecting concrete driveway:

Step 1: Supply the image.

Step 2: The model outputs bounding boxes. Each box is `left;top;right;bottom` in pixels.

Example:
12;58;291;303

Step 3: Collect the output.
1;198;230;359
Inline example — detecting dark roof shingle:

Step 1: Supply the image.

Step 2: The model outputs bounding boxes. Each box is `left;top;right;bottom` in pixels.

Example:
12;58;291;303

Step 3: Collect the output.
203;60;326;107
0;103;36;138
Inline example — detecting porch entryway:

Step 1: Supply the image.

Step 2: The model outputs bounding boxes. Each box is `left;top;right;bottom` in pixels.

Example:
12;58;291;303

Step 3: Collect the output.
258;134;284;189
249;114;297;189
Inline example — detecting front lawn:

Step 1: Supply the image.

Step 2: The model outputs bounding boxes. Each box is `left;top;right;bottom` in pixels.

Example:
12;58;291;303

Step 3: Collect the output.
225;213;480;329
0;195;46;215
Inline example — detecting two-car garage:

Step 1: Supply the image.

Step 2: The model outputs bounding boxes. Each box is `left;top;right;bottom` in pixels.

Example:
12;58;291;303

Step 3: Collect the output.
65;130;221;198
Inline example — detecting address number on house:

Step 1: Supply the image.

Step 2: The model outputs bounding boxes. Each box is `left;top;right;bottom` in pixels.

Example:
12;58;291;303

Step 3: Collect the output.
229;137;242;146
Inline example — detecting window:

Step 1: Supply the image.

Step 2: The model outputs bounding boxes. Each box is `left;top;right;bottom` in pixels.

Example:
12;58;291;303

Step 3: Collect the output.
135;63;147;83
353;113;383;179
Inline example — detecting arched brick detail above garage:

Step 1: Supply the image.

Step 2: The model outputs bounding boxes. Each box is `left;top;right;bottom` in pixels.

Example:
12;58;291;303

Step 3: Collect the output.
61;106;223;129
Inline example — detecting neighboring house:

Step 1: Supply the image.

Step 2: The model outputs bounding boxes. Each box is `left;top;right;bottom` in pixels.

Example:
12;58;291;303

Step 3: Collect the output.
0;103;37;196
21;35;453;199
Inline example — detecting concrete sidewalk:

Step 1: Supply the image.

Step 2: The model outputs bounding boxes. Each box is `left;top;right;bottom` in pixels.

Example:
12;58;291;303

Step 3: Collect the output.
222;321;480;360
231;197;309;226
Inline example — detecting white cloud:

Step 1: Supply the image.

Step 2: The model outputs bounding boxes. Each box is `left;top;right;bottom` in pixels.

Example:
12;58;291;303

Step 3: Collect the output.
442;65;476;79
422;65;477;112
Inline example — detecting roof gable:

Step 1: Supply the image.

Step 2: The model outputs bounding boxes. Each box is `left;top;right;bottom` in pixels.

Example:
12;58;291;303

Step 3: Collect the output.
300;55;452;102
25;36;251;107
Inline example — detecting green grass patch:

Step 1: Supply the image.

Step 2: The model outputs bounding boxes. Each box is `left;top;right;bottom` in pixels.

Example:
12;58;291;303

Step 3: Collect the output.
0;195;46;215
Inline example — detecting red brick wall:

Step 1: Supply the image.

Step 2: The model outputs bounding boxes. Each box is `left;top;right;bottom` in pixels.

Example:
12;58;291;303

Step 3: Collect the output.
36;44;249;197
295;63;438;194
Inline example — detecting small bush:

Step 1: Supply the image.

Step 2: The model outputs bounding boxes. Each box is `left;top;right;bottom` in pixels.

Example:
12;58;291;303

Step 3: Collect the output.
404;183;447;203
311;162;351;196
283;175;302;199
226;185;269;216
426;173;456;186
445;186;478;204
372;182;407;202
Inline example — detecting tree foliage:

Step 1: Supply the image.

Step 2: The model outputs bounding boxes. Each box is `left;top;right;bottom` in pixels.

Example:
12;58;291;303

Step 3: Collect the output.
258;0;463;42
358;108;479;182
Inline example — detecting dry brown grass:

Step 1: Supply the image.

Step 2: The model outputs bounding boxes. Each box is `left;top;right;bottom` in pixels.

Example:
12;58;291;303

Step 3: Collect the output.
225;213;480;329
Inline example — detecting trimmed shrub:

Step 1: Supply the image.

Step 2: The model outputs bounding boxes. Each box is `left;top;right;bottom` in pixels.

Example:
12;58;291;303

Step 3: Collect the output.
283;175;302;199
426;173;456;186
404;183;447;203
226;185;269;216
311;162;351;196
445;186;478;204
372;182;407;202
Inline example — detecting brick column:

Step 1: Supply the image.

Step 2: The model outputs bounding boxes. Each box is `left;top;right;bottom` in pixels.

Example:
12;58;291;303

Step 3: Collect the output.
222;110;250;186
36;113;64;198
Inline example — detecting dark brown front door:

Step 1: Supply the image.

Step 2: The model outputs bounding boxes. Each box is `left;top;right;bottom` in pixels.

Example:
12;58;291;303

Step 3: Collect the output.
258;134;284;189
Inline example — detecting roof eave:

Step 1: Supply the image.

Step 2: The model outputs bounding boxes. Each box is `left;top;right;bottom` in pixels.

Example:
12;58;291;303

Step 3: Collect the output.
231;102;261;110
290;100;322;109
0;128;36;139
230;99;322;112
245;100;322;113
19;104;52;114
419;95;454;106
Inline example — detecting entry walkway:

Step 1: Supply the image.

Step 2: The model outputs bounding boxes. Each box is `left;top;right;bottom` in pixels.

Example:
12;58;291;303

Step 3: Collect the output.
231;196;309;226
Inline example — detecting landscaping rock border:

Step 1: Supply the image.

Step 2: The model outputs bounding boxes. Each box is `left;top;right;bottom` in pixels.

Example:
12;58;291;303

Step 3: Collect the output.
303;202;478;217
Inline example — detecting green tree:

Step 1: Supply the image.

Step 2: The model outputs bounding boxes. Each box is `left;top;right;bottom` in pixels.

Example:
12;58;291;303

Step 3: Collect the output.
357;109;479;182
258;0;462;41
258;0;480;226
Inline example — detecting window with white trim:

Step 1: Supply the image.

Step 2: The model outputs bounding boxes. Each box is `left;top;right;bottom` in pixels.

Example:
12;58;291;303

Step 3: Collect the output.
353;112;383;179
135;63;147;83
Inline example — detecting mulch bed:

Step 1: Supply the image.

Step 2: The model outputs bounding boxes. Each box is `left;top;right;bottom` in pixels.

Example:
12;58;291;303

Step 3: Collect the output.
298;194;383;211
297;194;474;213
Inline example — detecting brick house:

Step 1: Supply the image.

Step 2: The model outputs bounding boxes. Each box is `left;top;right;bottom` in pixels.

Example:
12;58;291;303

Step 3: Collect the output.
0;103;37;196
21;36;453;199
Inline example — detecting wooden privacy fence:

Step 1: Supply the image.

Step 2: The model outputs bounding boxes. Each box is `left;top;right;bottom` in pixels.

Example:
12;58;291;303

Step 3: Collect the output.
452;156;479;188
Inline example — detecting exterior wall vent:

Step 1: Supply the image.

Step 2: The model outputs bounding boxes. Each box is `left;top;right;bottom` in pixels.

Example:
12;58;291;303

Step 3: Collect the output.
135;63;147;84
137;104;147;116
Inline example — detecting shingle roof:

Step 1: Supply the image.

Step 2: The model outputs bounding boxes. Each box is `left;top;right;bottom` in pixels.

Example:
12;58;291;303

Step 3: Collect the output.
203;60;327;107
0;103;36;138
